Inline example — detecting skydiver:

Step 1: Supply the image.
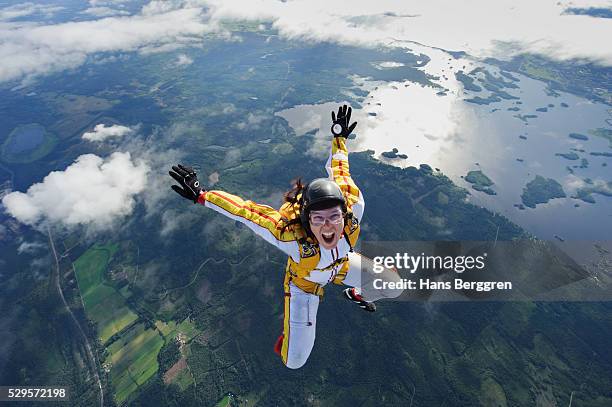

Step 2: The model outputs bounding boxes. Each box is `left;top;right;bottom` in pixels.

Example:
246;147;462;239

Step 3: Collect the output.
170;105;403;369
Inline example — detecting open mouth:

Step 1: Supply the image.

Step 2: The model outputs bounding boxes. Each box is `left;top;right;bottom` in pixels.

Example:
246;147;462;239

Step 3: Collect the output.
321;231;335;245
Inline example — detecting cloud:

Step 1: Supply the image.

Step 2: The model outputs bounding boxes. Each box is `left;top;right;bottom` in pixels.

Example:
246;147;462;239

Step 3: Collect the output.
175;53;193;66
1;152;148;231
82;7;130;18
89;0;131;6
564;174;612;195
82;123;134;142
2;0;610;87
236;112;268;130
202;0;612;65
116;125;185;218
17;241;46;254
0;3;217;84
160;208;198;237
221;148;242;170
375;62;405;69
222;103;236;114
0;3;64;21
208;171;219;187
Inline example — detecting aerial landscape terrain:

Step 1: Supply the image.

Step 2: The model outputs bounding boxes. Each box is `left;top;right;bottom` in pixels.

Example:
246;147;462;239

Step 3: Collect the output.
0;1;611;405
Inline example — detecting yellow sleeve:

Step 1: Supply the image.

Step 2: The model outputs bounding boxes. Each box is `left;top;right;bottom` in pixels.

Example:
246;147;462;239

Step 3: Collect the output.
200;190;300;259
325;137;365;220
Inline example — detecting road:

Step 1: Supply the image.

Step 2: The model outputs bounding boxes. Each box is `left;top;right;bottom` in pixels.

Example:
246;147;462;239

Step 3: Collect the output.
47;227;104;407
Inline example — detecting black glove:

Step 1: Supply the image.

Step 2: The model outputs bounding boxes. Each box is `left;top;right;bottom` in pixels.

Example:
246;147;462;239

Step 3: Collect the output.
331;104;357;138
169;164;203;204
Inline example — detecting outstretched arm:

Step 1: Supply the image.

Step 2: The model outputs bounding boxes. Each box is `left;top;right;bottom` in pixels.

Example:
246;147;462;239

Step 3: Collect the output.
325;105;365;221
200;190;299;260
170;165;300;261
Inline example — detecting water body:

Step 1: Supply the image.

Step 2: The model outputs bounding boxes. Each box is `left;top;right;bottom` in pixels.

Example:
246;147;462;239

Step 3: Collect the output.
5;124;46;154
277;45;611;241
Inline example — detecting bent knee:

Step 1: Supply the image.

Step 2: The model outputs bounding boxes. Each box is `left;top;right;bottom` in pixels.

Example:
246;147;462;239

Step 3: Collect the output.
381;268;404;298
284;354;309;369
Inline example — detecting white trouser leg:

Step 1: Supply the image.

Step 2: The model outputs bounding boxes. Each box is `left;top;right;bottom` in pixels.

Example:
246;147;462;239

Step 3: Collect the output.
285;282;320;369
342;251;404;302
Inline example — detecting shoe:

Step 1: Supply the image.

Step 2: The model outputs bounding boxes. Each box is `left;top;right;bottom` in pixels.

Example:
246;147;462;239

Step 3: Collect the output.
343;288;376;312
274;335;283;356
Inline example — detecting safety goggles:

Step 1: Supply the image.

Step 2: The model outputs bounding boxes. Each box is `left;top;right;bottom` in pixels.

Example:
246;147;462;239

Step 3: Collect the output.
309;210;343;226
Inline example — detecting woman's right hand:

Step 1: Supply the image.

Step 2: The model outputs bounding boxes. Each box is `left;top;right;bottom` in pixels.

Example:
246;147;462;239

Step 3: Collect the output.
169;164;204;203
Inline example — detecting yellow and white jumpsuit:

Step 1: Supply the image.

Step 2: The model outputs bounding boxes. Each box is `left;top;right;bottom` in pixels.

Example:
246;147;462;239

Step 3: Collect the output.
197;137;402;369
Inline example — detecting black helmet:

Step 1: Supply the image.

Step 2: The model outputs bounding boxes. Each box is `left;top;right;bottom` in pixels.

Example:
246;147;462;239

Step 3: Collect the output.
299;178;346;234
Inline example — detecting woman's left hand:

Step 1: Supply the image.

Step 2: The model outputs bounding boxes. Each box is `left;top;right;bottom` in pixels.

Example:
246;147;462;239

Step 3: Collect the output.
331;104;357;138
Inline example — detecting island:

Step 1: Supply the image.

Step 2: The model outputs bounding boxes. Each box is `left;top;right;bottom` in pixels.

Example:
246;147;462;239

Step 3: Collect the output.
520;175;566;208
555;152;579;160
381;148;407;159
465;170;496;195
455;71;482;91
590;152;612;157
513;114;538;123
569;133;588;141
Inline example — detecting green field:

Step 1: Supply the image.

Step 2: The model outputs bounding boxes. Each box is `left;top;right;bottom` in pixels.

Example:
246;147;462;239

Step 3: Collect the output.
74;243;200;403
106;323;165;404
155;319;199;344
73;243;138;343
216;395;231;407
173;368;194;391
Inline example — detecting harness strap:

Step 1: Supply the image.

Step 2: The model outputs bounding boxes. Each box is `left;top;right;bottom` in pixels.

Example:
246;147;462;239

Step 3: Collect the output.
289;275;325;298
344;230;354;252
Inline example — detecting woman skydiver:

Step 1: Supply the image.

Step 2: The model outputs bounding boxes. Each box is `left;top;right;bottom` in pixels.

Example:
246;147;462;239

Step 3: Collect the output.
169;105;403;369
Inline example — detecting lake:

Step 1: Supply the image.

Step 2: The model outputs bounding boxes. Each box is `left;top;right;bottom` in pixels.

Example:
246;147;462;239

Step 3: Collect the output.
277;45;611;241
5;124;46;155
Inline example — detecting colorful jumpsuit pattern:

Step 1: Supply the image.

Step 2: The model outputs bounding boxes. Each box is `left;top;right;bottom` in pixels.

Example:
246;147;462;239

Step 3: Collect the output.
198;137;402;369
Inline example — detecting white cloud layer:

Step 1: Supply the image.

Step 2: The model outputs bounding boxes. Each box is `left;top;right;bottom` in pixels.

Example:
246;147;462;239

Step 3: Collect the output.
202;0;612;65
17;241;46;254
0;0;610;85
0;3;215;83
82;123;134;142
175;53;193;66
89;0;131;6
82;6;130;17
0;2;63;21
1;152;148;230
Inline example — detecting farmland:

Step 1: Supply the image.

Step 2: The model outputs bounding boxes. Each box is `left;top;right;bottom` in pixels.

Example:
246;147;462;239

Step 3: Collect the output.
73;243;138;344
105;323;165;404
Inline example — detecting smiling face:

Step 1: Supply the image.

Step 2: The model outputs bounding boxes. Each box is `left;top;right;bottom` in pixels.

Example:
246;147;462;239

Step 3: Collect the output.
309;205;344;250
